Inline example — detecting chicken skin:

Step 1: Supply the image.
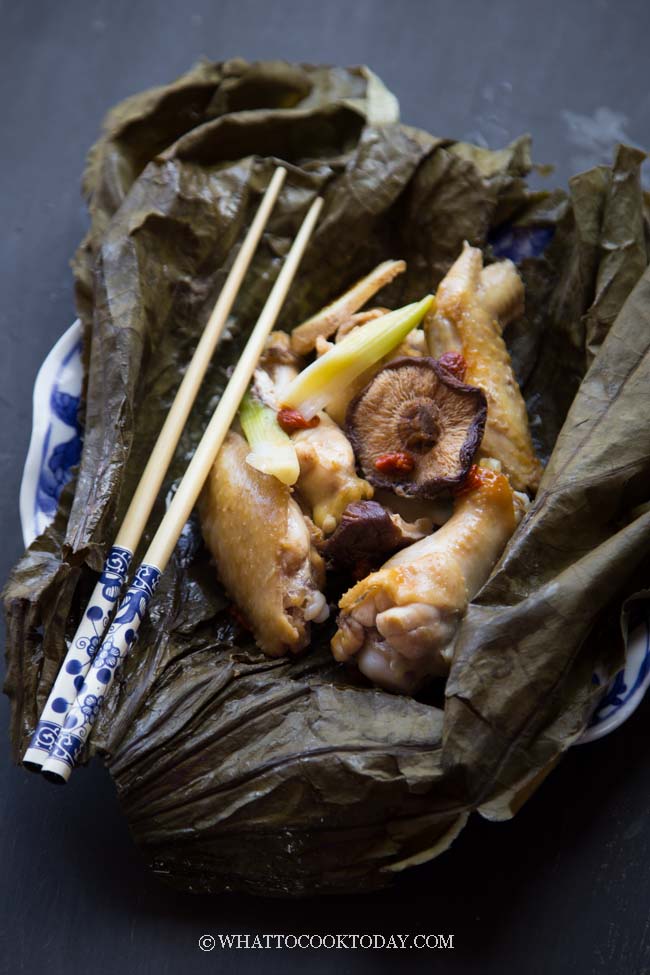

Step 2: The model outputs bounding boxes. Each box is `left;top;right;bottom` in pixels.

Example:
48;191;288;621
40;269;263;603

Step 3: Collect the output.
331;466;517;693
477;259;525;332
425;244;541;492
200;432;328;657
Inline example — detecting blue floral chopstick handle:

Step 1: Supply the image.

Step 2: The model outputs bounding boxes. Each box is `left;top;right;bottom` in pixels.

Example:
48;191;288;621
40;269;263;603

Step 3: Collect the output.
23;545;133;770
41;562;161;782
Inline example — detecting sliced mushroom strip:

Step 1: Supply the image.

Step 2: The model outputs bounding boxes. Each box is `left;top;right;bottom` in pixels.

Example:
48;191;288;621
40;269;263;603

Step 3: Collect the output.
424;243;541;492
331;466;517;694
290;259;406;355
199;432;327;658
320;500;433;575
346;357;487;498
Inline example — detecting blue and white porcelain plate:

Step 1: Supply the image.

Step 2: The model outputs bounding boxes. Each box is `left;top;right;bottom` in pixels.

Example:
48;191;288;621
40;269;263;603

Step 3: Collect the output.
20;319;83;546
19;320;650;745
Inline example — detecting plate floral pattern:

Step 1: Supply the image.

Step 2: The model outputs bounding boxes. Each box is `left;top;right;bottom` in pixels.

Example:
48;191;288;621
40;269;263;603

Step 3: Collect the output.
20;320;83;545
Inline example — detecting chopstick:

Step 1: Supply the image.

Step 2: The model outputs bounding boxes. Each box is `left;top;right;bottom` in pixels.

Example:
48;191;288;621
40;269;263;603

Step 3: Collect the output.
23;166;287;771
41;195;324;783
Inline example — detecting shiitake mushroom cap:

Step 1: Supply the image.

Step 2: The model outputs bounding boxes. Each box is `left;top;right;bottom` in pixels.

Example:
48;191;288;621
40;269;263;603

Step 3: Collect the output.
346;356;487;498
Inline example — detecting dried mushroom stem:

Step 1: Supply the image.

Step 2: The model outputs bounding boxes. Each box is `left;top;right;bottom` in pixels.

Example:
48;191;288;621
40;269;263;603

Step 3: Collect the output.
259;331;304;397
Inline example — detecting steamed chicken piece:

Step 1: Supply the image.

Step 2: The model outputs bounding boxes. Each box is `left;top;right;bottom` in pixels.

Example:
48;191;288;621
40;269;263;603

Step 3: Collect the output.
477;260;524;332
425;244;541;492
432;260;525;350
259;332;373;535
199;432;327;657
259;331;302;398
331;466;517;693
292;413;373;534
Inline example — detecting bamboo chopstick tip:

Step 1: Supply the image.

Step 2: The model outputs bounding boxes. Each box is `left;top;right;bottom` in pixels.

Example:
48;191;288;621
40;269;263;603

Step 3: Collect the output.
299;196;324;231
270;166;287;186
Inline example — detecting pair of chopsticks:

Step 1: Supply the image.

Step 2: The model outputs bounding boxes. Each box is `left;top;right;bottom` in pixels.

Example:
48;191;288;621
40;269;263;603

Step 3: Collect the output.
24;166;324;783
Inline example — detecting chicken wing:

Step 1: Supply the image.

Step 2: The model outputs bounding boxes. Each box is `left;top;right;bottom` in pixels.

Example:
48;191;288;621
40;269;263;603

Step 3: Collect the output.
425;244;541;492
331;466;517;693
477;259;524;332
199;432;327;657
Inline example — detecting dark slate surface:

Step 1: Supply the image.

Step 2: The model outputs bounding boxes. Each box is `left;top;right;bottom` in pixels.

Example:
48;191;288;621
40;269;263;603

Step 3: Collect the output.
2;1;650;973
